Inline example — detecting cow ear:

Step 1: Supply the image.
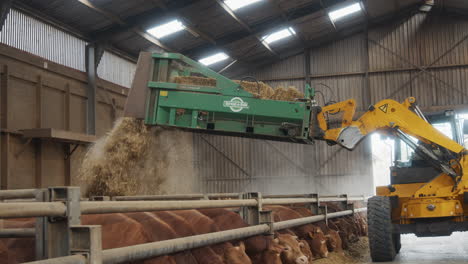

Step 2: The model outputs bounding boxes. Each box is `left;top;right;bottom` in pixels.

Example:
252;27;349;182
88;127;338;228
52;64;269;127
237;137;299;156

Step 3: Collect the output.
238;241;245;252
273;238;280;244
308;232;314;239
299;242;305;247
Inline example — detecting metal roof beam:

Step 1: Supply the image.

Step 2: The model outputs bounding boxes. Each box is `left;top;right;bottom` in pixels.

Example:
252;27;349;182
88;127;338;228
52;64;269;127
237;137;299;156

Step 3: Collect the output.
183;1;328;58
77;0;173;51
0;0;12;32
266;0;307;46
89;0;197;41
154;3;216;45
214;0;278;56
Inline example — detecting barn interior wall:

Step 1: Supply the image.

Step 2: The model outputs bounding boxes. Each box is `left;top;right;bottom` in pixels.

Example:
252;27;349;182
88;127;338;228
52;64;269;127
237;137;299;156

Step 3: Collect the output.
0;43;126;190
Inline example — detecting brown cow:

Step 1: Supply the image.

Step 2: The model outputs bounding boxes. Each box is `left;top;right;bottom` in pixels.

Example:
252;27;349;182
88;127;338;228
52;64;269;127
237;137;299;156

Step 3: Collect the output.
307;226;328;259
0;240;9;260
82;213;177;264
267;205;327;260
0;219;36;263
293;207;343;253
198;208;283;264
124;212;198;264
275;234;309;264
249;239;283;264
299;239;313;261
169;210;252;264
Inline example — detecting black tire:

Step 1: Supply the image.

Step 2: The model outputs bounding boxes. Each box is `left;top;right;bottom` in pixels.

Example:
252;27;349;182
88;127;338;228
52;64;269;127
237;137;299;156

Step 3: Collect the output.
393;233;401;254
368;196;397;262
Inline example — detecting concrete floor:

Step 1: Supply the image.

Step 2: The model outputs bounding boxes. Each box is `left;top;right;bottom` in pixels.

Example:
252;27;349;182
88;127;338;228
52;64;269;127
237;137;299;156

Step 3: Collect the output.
375;232;468;264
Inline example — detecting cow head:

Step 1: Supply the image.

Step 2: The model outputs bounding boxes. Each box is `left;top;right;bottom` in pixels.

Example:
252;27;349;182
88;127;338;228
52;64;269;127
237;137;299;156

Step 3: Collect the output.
324;230;342;252
260;243;283;264
298;239;313;261
308;227;329;259
224;242;252;264
274;234;309;264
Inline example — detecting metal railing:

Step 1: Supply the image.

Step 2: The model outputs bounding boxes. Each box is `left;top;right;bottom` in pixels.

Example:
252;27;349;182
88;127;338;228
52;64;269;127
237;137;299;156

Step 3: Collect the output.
0;187;368;264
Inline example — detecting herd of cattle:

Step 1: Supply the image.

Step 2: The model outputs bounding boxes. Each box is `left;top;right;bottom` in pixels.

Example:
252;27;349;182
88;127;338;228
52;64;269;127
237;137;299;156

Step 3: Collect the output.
0;202;367;264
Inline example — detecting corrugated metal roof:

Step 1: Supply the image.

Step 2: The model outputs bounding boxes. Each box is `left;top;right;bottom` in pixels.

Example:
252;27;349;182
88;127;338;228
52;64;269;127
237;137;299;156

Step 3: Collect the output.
12;0;429;69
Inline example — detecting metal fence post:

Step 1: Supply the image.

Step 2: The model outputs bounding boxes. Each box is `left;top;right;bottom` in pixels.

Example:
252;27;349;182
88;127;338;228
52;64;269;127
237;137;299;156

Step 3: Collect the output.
307;193;319;215
35;189;47;260
44;187;81;258
319;205;328;225
241;192;261;225
339;194;354;214
70;225;102;264
259;210;274;236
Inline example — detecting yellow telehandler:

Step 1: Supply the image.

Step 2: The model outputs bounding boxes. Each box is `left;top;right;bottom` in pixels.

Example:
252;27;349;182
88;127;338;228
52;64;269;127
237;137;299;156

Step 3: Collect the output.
313;97;468;261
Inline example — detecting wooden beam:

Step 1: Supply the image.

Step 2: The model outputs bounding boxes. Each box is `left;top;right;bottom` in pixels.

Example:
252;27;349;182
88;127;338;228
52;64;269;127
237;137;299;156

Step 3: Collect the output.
64;84;71;131
0;133;9;190
0;65;7;189
36;75;42;128
34;140;41;188
1;65;8;129
64;144;71;186
76;0;172;51
22;128;96;144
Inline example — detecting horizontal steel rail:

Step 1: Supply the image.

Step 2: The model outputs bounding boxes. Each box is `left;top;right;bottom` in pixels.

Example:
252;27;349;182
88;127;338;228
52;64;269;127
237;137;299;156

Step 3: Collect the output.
0;228;35;238
26;255;87;264
0;202;66;218
0;189;38;200
0;196;367;219
80;199;258;214
113;193;240;201
25;207;366;264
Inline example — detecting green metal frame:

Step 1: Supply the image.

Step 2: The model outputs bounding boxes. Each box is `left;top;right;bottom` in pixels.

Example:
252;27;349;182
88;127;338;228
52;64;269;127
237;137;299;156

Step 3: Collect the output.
143;52;314;143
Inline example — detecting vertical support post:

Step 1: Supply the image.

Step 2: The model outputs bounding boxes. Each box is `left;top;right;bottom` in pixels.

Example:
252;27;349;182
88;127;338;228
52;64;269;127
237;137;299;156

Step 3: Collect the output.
64;84;72;186
64;143;71;186
304;48;311;87
35;140;42;188
64;84;71;131
339;194;354;214
1;65;9;190
364;28;372;108
319;204;328;225
36;75;42;128
307;193;319;215
70;225;102;264
35;189;47;260
259;210;274;236
0;133;9;190
85;44;97;135
241;192;262;225
42;187;82;258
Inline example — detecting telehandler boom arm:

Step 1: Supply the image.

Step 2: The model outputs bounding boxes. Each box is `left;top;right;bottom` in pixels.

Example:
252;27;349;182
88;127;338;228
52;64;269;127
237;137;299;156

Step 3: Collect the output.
312;97;465;179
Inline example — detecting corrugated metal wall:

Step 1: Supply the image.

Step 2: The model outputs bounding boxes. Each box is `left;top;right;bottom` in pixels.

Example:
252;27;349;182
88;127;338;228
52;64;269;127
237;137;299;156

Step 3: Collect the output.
196;12;468;196
0;9;86;71
0;9;136;88
97;51;136;88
